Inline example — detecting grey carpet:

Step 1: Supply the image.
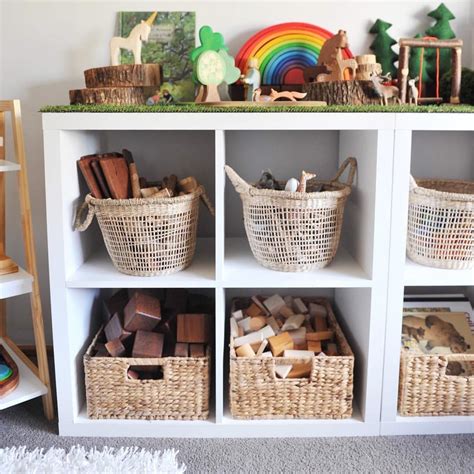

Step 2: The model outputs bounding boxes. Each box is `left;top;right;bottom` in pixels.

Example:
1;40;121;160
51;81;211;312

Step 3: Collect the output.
2;399;473;473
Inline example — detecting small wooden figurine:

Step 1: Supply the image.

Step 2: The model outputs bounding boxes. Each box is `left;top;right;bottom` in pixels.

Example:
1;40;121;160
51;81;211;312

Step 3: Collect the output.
408;77;420;105
241;57;261;101
370;73;401;105
253;88;307;102
110;12;158;66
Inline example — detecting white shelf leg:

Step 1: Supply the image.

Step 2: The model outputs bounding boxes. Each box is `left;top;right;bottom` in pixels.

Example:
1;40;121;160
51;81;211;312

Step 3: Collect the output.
215;130;225;284
214;286;225;424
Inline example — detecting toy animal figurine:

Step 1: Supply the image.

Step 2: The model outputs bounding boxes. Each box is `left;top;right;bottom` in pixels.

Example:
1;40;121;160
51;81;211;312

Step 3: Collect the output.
110;12;157;66
408;76;419;105
370;72;401;105
253;88;307;102
315;30;358;82
296;171;317;192
241;57;261;101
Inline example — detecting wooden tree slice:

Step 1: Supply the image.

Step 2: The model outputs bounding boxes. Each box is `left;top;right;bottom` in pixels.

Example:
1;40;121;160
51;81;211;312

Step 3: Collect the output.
69;87;147;105
84;64;162;88
303;81;381;105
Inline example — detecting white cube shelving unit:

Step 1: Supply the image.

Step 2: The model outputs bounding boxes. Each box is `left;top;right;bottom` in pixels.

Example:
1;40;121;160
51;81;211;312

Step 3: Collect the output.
42;112;473;437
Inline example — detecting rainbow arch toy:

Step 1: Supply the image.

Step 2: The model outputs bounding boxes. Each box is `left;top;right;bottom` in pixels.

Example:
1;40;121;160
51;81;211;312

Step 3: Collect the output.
235;22;353;85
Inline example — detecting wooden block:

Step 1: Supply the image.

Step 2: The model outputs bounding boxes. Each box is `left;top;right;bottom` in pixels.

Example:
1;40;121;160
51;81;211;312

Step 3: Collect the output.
189;343;206;358
275;364;292;379
251;296;271;316
105;339;126;357
256;339;268;356
141;186;159;198
306;330;335;342
230;318;239;338
287;327;306;345
261;351;273;358
283;295;293;308
124;291;161;332
304;320;313;332
127;369;140;380
308;340;322;353
288;362;312;379
94;343;109;357
234;325;275;348
163;174;178;196
103;289;129;323
78;155;104;198
177;313;209;343
294;342;308;350
150;188;171;198
178;176;199;194
263;294;286;315
238;316;266;333
250;341;261;352
309;302;327;319
281;314;305;331
174;342;189;357
236;343;255;357
232;309;244;321
315;315;328;332
238;326;244;337
266;316;280;334
104;313;132;342
132;331;164;358
279;305;295;319
99;155;131;199
156;312;177;340
283;349;314;359
245;303;264;318
326;343;338;356
293;298;308;314
268;331;294;357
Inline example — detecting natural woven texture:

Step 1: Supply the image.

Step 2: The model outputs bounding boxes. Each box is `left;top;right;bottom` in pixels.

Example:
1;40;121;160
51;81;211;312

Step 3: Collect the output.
229;298;354;419
398;352;474;416
225;158;356;272
407;178;474;270
75;186;208;276
84;329;210;420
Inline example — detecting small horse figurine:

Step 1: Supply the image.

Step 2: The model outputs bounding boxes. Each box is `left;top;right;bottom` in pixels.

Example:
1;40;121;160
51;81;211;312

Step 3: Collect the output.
110;12;157;66
370;72;401;105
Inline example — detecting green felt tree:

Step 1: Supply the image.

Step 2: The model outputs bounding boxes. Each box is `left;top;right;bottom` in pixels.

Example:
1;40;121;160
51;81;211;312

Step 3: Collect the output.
369;19;399;77
409;34;433;87
425;3;456;79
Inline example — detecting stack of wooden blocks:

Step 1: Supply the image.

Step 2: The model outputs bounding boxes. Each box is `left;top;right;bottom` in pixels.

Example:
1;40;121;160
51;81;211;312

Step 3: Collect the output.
231;295;338;379
94;289;212;379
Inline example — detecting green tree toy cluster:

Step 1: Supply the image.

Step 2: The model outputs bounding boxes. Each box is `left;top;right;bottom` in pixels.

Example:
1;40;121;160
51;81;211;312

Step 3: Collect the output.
369;19;398;78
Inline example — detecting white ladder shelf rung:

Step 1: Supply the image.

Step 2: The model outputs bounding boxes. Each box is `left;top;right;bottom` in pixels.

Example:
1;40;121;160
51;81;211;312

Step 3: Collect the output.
0;160;20;172
0;267;33;299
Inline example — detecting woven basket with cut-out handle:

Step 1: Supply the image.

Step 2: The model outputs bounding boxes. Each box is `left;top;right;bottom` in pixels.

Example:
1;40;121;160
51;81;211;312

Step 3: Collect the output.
225;158;357;272
407;177;474;270
75;186;214;276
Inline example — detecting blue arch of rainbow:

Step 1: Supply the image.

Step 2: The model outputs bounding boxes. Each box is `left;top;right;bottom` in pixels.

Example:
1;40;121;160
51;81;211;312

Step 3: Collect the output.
235;23;353;85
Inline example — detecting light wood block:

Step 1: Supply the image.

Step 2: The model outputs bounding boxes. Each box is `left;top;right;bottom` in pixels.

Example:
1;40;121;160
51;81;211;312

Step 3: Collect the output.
274;364;292;379
308;340;322;353
230;318;239;338
283;349;314;359
293;298;308;314
268;331;294;356
233;325;274;348
266;316;280;334
288;362;312;379
309;302;327;319
256;339;268;356
315;315;328;332
287;327;306;345
177;313;208;343
251;296;270;316
263;294;286;315
245;303;264;318
279;305;295;319
231;309;244;321
281;314;305;331
236;343;255;357
238;316;266;333
306;330;335;342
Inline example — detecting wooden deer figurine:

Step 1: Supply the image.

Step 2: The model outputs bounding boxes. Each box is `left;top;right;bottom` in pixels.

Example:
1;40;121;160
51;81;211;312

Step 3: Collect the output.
110;12;157;66
370;73;401;105
408;77;420;106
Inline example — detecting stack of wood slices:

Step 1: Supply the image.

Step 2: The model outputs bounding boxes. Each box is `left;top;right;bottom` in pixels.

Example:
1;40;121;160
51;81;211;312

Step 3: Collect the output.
94;289;212;378
70;64;162;105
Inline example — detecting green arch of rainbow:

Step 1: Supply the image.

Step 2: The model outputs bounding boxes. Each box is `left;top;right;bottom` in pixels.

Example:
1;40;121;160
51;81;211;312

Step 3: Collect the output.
235;22;353;85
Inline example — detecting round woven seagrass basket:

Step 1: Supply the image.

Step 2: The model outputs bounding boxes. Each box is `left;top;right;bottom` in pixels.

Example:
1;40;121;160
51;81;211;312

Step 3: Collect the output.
407;177;474;270
75;186;214;276
225;157;357;272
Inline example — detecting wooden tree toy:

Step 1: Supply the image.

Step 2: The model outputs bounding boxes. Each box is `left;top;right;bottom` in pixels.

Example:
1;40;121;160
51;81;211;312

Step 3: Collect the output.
191;26;241;103
398;37;462;104
369;19;399;78
110;11;158;66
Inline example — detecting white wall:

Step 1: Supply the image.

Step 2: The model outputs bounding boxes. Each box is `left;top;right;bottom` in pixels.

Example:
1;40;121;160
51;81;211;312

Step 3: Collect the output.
1;0;472;344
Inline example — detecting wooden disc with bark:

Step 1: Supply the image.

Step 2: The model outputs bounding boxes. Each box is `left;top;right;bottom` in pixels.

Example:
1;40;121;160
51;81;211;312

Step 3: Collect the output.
303;81;381;105
69;87;147;105
84;64;162;88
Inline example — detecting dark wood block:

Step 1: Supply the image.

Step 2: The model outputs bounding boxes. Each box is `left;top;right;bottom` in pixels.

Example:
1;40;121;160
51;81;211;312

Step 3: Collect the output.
177;313;209;344
105;339;126;357
104;313;132;342
132;330;164;358
124;291;161;332
103;289;129;323
189;343;206;358
174;342;189;357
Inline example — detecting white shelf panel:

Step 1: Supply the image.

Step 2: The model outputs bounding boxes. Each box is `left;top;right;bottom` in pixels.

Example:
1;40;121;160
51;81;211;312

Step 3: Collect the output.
396;114;474;131
0;160;20;172
381;415;474;435
67;238;215;288
0;337;47;410
224;238;371;288
0;267;33;299
404;257;474;287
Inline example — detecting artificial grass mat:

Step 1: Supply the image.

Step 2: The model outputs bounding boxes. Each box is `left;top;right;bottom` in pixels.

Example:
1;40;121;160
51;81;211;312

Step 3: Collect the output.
40;103;474;113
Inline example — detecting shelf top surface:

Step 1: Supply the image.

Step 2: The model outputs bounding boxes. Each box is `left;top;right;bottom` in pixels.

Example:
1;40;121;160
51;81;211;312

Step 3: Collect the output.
0;267;33;299
0;337;47;410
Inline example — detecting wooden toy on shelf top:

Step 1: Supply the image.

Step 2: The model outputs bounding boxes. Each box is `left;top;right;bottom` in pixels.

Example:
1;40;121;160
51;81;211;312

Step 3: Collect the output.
191;26;241;103
70;12;163;105
240;57;261;101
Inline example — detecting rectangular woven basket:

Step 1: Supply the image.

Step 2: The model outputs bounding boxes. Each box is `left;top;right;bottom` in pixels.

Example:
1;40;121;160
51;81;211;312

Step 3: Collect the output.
84;329;210;420
229;298;354;419
398;352;474;416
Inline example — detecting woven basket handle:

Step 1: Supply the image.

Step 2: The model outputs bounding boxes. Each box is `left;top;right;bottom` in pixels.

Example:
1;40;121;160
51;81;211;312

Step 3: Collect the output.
74;197;95;232
409;175;418;190
224;165;251;194
332;157;357;186
124;360;169;382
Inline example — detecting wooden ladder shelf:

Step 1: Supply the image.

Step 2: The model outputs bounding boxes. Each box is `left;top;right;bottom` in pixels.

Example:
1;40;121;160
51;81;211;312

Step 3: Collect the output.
0;100;54;420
